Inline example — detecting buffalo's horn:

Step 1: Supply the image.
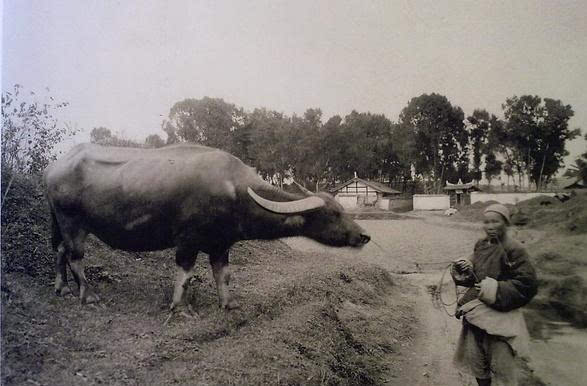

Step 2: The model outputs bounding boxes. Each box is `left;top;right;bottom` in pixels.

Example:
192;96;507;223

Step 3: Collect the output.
292;180;313;196
247;187;325;214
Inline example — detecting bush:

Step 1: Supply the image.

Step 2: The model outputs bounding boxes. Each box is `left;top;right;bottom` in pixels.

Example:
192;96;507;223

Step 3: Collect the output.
1;169;53;279
2;84;76;175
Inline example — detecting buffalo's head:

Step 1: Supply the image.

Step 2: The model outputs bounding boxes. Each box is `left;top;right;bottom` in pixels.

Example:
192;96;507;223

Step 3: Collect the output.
247;187;370;248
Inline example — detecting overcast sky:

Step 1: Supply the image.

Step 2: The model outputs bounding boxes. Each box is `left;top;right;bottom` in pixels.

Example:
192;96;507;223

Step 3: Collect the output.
3;0;586;167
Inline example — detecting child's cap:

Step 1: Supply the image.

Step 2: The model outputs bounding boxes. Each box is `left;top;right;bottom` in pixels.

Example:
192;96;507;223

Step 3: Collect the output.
484;204;510;225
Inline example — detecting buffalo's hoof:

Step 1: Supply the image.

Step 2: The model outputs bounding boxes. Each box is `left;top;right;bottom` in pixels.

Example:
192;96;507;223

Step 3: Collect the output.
55;286;72;297
81;292;100;305
164;305;198;325
222;300;240;311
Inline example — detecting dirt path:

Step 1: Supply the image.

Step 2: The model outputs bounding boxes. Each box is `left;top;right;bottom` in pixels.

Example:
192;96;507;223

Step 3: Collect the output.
284;216;482;385
391;272;470;386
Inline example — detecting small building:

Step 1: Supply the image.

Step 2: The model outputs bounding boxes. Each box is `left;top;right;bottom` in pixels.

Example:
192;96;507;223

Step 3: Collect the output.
330;177;401;210
443;179;479;207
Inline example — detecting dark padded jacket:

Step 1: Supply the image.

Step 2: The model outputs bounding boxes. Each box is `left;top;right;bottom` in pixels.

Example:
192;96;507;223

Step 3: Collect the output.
456;236;538;312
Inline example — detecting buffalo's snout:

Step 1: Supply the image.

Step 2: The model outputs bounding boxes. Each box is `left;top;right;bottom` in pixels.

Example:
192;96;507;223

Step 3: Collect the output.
349;230;371;247
360;233;371;245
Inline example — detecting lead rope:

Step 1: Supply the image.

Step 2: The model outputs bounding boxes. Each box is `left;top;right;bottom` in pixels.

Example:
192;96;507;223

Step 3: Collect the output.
370;239;387;252
434;260;480;318
433;264;460;317
435;237;508;317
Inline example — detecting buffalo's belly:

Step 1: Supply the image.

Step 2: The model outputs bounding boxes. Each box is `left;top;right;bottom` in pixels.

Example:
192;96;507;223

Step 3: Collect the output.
86;217;176;252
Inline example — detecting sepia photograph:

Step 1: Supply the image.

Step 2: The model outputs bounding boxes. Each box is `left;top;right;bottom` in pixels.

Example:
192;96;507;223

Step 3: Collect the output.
2;1;586;385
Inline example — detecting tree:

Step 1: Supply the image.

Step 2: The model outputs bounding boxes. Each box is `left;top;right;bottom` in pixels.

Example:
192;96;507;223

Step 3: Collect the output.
162;97;247;157
388;122;416;191
320;115;346;186
564;132;587;185
1;84;76;176
90;126;112;143
502;95;580;189
334;111;394;181
89;127;142;147
244;108;292;186
466;110;491;184
398;93;467;193
145;134;165;148
484;152;503;188
288;108;326;190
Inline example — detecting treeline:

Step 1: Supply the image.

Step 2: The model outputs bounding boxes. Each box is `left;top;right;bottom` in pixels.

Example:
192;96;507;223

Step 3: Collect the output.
94;93;579;193
2;84;582;197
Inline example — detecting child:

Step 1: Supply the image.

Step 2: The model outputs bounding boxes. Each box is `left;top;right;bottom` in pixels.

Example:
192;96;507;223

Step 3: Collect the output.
452;204;538;386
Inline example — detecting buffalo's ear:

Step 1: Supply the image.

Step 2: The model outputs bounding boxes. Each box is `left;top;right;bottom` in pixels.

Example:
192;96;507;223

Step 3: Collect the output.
284;215;305;228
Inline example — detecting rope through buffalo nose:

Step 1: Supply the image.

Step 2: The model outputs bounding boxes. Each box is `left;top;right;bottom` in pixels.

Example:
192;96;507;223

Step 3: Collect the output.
369;238;388;252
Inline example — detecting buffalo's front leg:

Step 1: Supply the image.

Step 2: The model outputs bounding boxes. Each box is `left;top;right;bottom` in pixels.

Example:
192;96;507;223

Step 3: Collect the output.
210;249;239;310
170;247;198;312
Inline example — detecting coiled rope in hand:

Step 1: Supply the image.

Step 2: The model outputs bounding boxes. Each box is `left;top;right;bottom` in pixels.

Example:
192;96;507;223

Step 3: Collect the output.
431;262;479;318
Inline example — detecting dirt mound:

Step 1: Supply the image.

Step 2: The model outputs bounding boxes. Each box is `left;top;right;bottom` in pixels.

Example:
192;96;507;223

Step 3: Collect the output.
451;200;506;223
517;193;587;233
535;252;575;276
1;231;413;386
546;275;587;327
452;193;587;234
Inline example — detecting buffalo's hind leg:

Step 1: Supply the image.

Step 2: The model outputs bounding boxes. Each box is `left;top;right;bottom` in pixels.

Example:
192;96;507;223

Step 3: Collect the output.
210;249;239;310
54;243;72;297
62;227;99;305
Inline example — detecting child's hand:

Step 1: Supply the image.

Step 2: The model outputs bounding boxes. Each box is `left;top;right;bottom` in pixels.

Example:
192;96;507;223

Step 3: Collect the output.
454;259;473;271
476;277;498;305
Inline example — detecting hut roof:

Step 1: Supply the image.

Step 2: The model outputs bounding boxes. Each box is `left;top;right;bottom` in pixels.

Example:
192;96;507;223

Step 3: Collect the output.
443;178;479;191
563;178;587;189
330;177;401;194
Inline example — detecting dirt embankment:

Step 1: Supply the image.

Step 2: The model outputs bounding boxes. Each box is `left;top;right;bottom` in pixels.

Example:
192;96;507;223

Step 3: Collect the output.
2;234;418;385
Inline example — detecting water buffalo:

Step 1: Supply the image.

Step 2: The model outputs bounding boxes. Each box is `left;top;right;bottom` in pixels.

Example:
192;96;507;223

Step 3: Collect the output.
44;143;370;312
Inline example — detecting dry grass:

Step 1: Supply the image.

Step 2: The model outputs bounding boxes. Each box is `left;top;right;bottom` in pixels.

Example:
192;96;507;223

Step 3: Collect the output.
1;233;414;385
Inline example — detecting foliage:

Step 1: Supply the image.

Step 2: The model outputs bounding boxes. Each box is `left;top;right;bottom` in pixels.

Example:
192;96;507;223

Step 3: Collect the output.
68;92;582;194
145;134;166;148
0;167;53;278
564;132;587;184
341;111;395;181
1;84;77;176
162;97;247;158
483;151;503;186
244;108;293;186
89;127;143;148
501;95;579;189
90;127;166;148
398;93;467;192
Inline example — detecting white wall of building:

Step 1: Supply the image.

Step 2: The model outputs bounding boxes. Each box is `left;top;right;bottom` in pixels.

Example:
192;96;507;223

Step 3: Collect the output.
413;194;450;210
335;195;358;209
470;192;557;205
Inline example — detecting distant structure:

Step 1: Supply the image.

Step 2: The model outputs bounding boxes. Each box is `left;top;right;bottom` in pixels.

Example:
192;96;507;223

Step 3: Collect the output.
443;179;479;207
330;177;400;209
